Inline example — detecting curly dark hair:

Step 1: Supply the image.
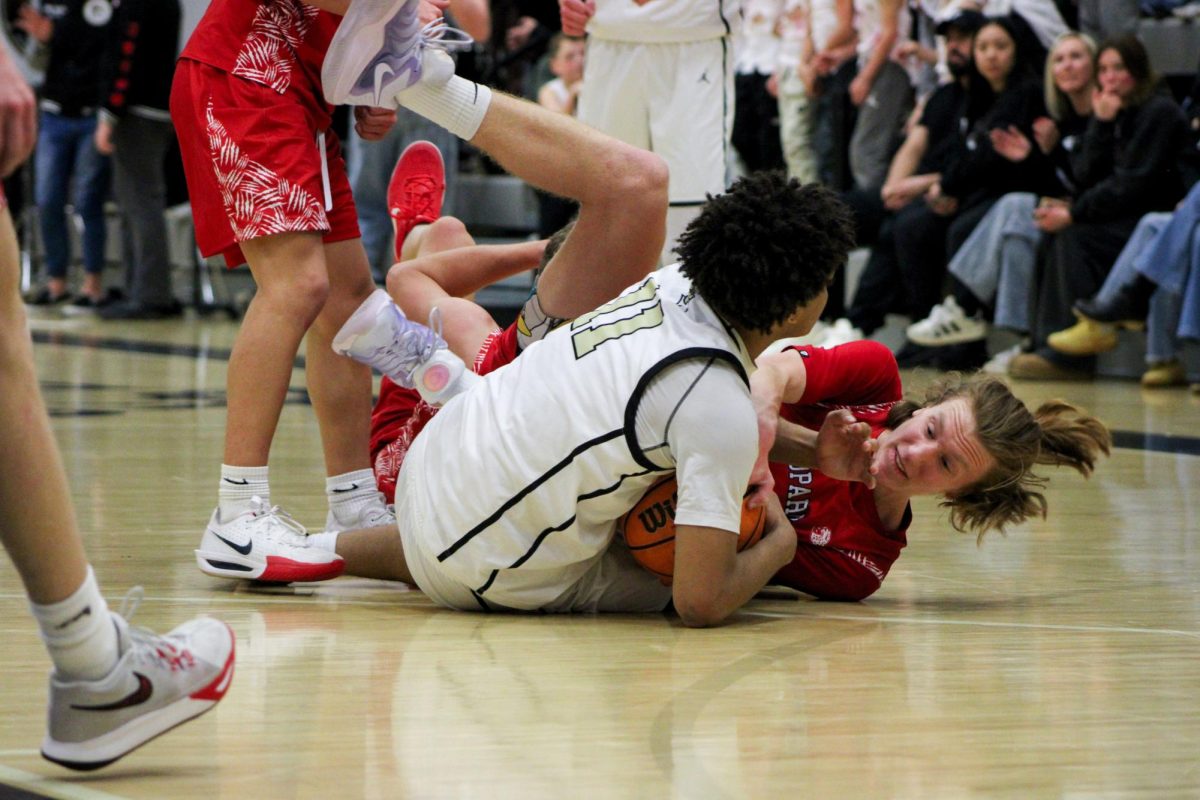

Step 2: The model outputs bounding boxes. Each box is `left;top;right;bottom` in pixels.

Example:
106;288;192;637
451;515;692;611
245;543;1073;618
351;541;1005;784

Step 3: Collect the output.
675;172;856;334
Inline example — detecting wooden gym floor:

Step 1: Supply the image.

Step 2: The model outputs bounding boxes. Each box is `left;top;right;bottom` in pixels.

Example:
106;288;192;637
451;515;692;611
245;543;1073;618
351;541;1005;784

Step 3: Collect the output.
1;312;1198;799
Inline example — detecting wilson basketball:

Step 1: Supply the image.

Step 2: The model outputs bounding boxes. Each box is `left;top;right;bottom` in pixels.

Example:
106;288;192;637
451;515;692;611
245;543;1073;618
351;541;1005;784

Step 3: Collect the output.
621;477;767;583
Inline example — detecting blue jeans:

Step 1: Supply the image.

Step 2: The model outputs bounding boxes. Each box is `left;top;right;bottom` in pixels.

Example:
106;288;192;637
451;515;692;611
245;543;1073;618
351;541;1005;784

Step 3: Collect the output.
948;192;1040;332
1093;182;1200;361
34;111;110;278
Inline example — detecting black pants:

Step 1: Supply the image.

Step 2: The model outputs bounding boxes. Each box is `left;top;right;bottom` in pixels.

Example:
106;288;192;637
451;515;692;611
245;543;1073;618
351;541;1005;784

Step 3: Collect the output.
891;198;996;319
732;72;785;173
1031;217;1139;365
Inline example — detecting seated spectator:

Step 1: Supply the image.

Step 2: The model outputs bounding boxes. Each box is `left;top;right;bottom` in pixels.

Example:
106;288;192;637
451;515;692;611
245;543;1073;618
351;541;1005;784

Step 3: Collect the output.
1046;179;1200;390
1009;34;1189;380
833;10;984;341
887;15;1046;366
905;31;1097;359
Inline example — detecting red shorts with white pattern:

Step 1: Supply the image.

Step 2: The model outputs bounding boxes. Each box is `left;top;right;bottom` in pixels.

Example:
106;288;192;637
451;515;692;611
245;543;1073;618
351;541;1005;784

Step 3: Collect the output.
170;58;360;269
370;322;521;503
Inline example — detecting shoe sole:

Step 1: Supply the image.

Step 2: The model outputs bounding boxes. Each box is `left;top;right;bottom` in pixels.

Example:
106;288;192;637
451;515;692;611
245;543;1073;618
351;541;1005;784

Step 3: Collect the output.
1045;335;1118;357
321;0;413;105
41;625;236;771
906;328;987;347
195;549;345;583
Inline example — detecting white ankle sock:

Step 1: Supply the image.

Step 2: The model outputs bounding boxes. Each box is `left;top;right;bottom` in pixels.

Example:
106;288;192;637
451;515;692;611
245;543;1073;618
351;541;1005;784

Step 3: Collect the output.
398;75;492;141
30;567;120;682
326;469;381;528
219;464;269;518
308;531;341;553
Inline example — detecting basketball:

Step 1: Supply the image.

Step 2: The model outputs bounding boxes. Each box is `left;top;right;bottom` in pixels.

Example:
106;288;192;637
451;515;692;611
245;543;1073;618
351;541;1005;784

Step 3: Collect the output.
621;476;767;583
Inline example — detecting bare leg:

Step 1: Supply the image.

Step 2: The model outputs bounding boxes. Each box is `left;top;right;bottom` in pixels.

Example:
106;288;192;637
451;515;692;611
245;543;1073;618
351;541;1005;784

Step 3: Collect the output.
466;94;667;318
0;206;87;604
305;238;377;475
335;525;415;583
228;232;332;466
387;217;544;360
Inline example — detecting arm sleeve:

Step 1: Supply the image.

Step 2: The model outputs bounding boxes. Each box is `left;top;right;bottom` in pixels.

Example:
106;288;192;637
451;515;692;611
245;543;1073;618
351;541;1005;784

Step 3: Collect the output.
639;358;758;535
772;543;882;601
789;341;903;406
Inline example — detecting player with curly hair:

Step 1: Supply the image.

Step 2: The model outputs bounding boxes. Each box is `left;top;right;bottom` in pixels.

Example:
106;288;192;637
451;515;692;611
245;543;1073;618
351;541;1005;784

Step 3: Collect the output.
212;0;862;626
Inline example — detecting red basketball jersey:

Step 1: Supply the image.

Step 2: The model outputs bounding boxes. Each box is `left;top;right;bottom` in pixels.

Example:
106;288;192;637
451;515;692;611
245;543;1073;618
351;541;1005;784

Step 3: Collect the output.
768;341;910;601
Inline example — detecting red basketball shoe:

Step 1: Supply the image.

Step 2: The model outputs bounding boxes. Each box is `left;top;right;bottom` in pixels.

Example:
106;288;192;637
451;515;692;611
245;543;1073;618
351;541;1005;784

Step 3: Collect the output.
388;140;445;261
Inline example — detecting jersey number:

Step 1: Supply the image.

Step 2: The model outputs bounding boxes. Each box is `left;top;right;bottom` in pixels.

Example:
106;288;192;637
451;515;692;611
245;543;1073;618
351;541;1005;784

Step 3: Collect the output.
570;279;665;358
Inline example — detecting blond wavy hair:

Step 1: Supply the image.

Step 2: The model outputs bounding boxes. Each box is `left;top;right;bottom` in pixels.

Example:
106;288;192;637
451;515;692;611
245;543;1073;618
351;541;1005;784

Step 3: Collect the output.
885;375;1112;540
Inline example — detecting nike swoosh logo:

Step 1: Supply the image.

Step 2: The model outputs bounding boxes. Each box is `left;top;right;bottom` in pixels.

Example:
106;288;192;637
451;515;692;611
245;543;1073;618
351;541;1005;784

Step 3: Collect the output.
71;672;153;711
330;483;361;494
373;61;396;106
214;532;253;556
222;478;250;485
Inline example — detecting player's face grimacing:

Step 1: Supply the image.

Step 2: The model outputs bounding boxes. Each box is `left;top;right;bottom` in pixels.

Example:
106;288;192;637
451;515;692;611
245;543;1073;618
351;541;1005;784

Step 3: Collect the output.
871;397;995;498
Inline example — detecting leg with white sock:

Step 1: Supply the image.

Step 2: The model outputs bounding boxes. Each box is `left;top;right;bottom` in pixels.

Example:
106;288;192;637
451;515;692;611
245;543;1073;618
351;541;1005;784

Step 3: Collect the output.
1;196;235;770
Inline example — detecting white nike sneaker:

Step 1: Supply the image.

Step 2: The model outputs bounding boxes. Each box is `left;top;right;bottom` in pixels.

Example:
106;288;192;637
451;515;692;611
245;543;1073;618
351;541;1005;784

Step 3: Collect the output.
42;591;235;771
196;497;344;583
333;289;476;406
325;494;396;534
321;0;472;107
906;296;988;346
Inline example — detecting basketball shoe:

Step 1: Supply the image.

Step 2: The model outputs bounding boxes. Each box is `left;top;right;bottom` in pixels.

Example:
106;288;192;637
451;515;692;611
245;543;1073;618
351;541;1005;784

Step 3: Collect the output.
333;289;476;406
42;592;235;770
389;140;445;260
325;494;397;534
196;497;344;583
321;0;472;108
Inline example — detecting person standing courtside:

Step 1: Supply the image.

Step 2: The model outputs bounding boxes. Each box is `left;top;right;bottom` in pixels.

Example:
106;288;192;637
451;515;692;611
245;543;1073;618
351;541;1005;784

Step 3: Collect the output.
94;0;184;320
558;0;738;264
17;0;113;309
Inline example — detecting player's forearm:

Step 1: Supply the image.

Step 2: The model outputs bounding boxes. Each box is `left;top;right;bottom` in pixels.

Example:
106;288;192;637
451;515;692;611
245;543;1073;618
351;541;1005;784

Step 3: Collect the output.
673;524;794;627
769;419;818;466
390;240;545;299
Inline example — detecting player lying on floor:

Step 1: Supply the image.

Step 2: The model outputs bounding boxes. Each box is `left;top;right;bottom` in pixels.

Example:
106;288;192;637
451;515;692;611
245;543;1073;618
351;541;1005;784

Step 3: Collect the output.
751;340;1112;601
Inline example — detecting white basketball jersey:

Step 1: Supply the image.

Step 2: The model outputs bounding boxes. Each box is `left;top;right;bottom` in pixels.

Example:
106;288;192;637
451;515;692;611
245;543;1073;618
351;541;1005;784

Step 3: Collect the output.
401;265;757;611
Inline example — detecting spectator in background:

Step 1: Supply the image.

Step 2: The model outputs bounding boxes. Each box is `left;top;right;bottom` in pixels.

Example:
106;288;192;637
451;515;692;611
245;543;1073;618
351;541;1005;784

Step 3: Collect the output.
18;0;112;310
1010;34;1189;380
347;0;489;282
535;32;583;237
905;30;1097;365
891;15;1046;367
846;0;915;193
559;0;739;264
733;0;786;174
829;9;985;344
94;0;183;320
1046;180;1200;390
809;0;857;190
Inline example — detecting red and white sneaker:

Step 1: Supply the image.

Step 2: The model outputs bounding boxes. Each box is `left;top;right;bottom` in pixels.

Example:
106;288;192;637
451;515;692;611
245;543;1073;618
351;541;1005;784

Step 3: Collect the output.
388;140;445;260
42;592;235;770
196;497;344;583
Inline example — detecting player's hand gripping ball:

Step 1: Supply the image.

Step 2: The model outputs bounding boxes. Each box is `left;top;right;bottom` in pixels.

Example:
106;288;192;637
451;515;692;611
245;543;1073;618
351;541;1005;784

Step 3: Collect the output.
620;477;766;584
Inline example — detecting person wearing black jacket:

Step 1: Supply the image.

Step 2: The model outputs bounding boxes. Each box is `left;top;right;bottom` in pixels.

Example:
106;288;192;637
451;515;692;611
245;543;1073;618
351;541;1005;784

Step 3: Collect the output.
17;0;112;308
890;15;1046;347
92;0;182;320
1009;34;1189;380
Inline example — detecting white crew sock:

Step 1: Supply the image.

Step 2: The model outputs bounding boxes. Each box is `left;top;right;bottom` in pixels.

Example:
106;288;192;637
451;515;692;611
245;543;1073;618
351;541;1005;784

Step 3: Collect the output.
326;469;381;529
308;531;341;553
30;566;120;682
219;464;269;518
397;74;492;141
